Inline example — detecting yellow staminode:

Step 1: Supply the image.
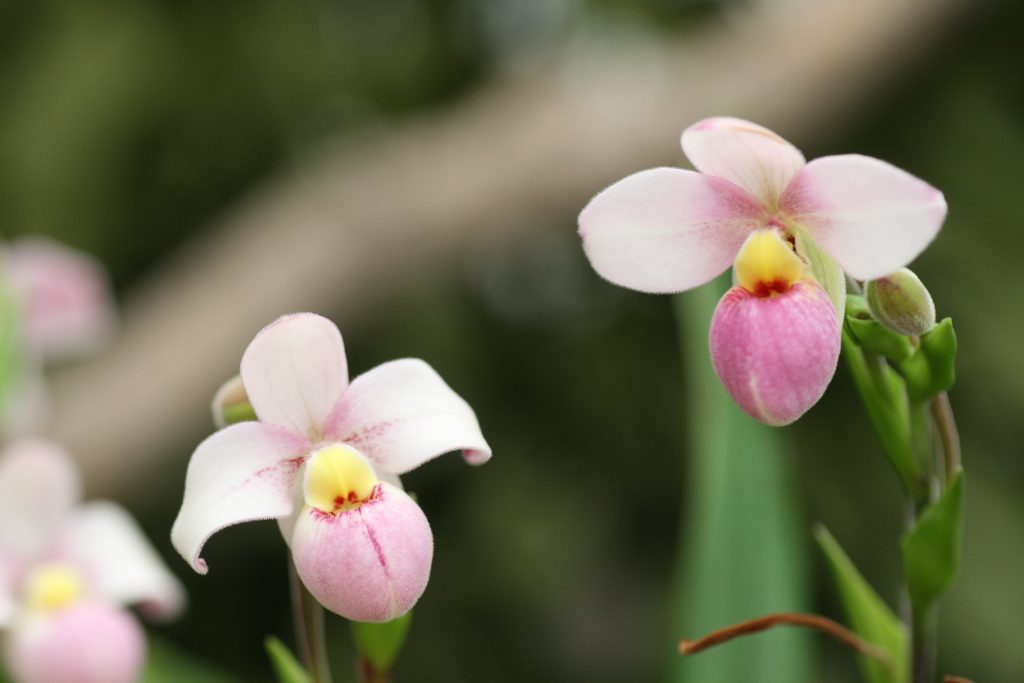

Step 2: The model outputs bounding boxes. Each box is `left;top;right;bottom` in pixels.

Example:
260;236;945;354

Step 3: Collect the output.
24;563;85;612
304;444;379;514
734;229;806;297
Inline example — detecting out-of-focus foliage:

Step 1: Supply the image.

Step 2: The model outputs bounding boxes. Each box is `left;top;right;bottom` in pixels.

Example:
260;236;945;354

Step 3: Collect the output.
1;1;1022;682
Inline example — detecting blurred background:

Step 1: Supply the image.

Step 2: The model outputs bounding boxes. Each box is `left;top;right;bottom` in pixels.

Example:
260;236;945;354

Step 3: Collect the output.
2;0;1022;681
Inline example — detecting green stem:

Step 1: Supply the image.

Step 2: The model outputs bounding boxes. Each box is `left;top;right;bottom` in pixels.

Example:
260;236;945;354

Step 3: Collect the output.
289;561;334;683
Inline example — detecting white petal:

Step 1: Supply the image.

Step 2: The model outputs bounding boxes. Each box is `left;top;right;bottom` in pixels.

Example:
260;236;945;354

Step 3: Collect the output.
2;236;115;360
0;558;16;627
682;117;805;210
171;422;310;574
781;155;947;280
579;168;764;293
68;502;185;620
0;440;80;561
325;359;491;475
240;313;349;438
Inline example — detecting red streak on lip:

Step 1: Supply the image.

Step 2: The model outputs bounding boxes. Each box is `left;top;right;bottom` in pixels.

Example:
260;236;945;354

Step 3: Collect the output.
751;278;791;298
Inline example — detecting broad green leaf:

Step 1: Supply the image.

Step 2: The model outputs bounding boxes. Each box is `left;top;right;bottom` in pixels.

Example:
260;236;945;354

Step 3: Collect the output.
793;224;846;322
893;319;957;402
141;637;241;683
815;526;908;683
351;612;413;674
264;636;313;683
902;472;965;617
669;280;812;683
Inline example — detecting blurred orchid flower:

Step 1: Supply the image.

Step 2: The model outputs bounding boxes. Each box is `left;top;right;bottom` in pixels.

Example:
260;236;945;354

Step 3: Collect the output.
171;313;491;623
0;237;116;434
0;440;184;683
579;116;946;424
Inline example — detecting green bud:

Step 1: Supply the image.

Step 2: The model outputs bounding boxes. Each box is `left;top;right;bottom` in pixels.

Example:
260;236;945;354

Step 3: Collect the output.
211;375;256;428
865;268;936;336
352;612;413;680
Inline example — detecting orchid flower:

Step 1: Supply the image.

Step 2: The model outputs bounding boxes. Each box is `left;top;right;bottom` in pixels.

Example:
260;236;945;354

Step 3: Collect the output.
579;116;946;425
0;236;116;434
0;440;184;683
171;313;491;623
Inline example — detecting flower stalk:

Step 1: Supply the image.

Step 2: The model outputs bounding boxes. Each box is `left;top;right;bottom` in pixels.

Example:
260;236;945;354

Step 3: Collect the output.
289;561;333;683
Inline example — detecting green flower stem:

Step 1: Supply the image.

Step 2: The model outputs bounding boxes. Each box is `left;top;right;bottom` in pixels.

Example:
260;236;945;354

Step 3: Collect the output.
289;561;334;683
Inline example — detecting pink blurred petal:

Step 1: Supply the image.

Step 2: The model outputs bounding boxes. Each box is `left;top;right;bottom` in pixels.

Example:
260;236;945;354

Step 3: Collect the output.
709;281;840;426
579;168;764;294
290;483;432;623
781;154;947;280
171;422;309;574
3;237;114;360
240;313;349;438
325;359;490;475
68;502;185;620
5;602;145;683
0;441;81;562
682;117;805;210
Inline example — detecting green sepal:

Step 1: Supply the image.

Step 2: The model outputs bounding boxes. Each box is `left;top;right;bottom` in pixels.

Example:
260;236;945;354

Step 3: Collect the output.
351;612;413;677
901;472;965;618
264;636;313;683
814;525;908;683
793;224;846;321
846;317;914;363
892;318;957;402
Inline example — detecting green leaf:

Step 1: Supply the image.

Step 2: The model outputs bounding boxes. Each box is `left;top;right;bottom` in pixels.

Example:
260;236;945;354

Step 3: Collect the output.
902;472;965;617
893;319;957;402
0;278;26;418
141;637;241;683
846;317;914;363
264;636;313;683
670;280;812;683
815;526;908;683
351;612;413;675
793;224;846;321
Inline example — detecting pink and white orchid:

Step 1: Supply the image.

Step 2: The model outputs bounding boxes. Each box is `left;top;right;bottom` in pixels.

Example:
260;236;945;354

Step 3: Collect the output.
0;440;184;683
171;313;491;623
579;116;946;424
1;236;116;434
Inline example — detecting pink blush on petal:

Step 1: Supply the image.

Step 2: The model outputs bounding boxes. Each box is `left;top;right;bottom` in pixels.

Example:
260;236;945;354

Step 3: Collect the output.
709;281;840;426
290;484;433;623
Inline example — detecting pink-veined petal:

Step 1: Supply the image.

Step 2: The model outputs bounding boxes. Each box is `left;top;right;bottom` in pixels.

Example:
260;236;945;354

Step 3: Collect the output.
67;502;185;620
578;168;764;294
170;422;309;574
290;483;433;623
324;359;490;475
240;313;349;438
0;440;80;562
2;236;115;360
5;601;145;683
682;117;806;210
781;154;947;281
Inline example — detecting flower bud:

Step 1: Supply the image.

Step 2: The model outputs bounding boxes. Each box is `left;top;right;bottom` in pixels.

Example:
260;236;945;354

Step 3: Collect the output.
865;268;936;336
5;601;145;683
210;375;255;428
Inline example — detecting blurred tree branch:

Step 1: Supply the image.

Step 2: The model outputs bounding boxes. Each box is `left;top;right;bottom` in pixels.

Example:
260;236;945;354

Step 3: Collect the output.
46;0;967;495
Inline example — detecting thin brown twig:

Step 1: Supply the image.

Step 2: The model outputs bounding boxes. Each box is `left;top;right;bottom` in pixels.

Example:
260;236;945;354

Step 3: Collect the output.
944;676;975;683
931;391;962;484
679;612;891;665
